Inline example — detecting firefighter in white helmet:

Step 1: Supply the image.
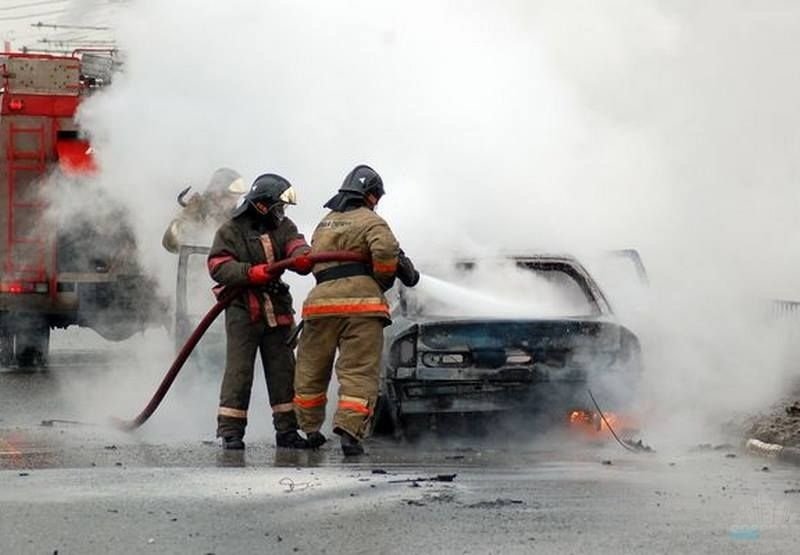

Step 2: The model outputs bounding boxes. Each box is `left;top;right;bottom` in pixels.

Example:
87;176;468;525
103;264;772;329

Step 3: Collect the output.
162;167;248;252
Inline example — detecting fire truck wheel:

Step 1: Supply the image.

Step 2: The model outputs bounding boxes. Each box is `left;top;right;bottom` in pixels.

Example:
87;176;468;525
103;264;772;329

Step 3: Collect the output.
14;324;50;368
0;331;13;368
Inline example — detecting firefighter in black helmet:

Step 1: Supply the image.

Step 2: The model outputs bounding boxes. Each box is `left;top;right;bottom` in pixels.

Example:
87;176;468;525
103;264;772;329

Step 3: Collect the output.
293;165;419;456
207;173;312;450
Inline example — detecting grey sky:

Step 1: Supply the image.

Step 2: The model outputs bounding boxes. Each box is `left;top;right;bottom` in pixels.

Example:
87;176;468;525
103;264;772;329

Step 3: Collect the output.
0;0;117;53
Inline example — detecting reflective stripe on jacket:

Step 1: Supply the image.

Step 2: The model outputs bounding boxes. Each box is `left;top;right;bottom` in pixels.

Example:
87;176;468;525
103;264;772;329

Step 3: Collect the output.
302;207;399;321
208;213;309;326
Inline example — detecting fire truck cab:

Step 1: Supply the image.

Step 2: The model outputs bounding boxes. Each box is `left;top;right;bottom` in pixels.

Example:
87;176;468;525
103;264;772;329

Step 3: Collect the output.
0;52;164;368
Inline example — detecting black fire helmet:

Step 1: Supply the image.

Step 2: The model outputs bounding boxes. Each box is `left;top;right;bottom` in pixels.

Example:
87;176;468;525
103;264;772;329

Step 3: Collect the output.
232;173;296;218
324;165;384;211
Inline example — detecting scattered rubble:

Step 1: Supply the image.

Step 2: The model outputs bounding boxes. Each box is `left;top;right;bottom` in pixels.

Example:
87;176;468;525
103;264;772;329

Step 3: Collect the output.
388;474;457;484
40;419;88;427
692;443;735;452
466;498;524;509
745;392;800;449
622;439;654;453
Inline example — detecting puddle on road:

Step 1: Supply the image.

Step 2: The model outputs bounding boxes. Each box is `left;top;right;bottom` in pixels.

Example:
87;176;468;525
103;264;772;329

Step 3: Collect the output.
0;423;643;473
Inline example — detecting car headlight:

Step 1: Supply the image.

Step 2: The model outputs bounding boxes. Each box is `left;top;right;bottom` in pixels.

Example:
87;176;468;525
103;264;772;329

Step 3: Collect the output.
389;329;418;367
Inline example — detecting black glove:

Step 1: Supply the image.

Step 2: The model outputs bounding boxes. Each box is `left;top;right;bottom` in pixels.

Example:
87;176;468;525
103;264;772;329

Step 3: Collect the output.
396;249;420;287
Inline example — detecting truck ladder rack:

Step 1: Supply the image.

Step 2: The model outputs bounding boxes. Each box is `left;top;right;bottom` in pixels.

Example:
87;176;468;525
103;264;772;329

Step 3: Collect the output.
4;123;49;285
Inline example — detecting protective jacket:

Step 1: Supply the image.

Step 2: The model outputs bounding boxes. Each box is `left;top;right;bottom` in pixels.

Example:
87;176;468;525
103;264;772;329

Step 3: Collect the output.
302;207;400;322
208;212;309;326
162;194;237;253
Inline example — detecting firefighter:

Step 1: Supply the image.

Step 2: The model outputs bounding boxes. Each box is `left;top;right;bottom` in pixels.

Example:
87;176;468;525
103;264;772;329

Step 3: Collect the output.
207;173;312;450
162;167;248;253
293;165;420;456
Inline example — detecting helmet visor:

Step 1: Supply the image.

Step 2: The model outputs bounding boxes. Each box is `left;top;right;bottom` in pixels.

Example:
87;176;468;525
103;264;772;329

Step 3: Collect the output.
226;177;248;195
279;185;297;205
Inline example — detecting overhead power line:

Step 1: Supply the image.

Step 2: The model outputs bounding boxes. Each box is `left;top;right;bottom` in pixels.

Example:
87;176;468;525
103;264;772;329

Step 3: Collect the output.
30;21;111;30
0;9;64;21
19;45;71;53
0;0;67;12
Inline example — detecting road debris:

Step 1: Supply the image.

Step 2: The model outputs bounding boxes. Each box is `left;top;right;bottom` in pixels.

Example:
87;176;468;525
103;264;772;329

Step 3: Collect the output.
466;498;524;509
745;391;800;449
622;439;654;453
279;477;311;493
691;443;734;452
388;474;457;484
40;419;90;427
745;438;800;466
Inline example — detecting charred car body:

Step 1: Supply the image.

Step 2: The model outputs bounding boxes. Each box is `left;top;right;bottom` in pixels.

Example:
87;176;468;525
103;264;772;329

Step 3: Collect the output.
376;254;642;436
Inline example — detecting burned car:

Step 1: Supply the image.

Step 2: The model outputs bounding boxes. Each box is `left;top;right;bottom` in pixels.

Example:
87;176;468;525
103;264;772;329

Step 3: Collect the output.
374;254;643;437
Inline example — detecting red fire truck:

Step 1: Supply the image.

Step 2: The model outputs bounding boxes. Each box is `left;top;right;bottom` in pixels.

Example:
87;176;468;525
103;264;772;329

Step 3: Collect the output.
0;52;164;368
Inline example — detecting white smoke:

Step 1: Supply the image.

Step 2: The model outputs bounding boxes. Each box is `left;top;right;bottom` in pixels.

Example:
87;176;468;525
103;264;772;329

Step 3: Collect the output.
64;0;800;444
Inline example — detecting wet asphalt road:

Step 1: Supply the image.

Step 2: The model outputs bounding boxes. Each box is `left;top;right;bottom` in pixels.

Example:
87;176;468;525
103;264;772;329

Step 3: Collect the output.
2;331;800;554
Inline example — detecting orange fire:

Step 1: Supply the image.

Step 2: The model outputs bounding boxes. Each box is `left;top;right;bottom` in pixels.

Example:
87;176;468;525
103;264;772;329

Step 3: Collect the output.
567;409;637;438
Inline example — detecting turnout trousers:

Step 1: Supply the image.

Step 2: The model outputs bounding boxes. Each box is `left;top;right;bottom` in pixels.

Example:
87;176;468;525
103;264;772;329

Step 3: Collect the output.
293;317;384;440
217;306;299;439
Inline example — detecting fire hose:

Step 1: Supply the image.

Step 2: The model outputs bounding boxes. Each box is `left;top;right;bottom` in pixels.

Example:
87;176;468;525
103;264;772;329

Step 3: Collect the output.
112;251;367;431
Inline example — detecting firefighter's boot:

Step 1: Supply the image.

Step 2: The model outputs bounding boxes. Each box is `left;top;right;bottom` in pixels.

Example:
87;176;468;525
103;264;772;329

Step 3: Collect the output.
276;430;310;449
274;411;309;449
336;427;364;457
306;431;327;449
222;436;245;450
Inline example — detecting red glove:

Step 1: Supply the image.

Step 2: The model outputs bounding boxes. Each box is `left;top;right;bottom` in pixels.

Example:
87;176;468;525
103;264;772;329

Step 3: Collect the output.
290;254;314;275
247;263;276;285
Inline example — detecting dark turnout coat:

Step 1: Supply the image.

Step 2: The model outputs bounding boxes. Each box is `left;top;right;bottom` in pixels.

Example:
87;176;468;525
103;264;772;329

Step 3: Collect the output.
207;212;309;327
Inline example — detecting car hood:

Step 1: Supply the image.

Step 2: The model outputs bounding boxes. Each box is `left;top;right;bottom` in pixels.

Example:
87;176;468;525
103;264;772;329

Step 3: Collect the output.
413;318;631;352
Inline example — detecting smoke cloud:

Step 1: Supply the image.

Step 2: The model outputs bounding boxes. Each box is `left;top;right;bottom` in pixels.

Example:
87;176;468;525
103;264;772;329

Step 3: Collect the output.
64;0;800;445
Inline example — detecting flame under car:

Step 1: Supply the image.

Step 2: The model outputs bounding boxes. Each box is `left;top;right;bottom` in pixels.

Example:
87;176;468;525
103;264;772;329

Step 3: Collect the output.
374;255;643;438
